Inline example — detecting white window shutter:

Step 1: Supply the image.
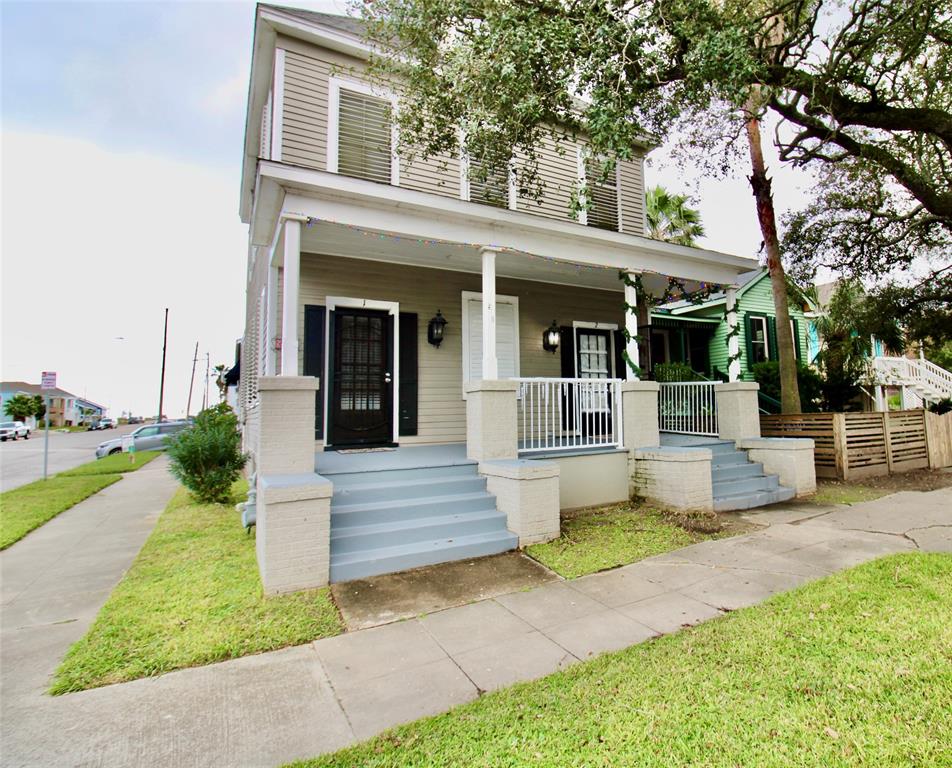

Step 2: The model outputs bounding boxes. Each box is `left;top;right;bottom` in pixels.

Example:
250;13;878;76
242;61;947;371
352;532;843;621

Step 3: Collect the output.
465;296;519;382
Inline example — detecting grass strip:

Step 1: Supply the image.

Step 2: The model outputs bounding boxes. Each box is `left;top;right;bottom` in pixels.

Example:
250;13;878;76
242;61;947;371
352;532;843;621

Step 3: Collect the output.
526;502;731;578
294;552;952;767
0;474;121;549
61;451;161;476
50;482;343;694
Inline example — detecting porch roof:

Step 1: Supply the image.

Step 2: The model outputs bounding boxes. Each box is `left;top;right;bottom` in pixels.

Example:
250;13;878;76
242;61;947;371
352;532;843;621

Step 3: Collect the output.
253;162;758;291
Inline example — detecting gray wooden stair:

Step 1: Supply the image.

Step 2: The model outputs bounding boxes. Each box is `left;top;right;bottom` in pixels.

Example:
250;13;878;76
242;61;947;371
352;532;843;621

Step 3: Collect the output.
707;440;796;512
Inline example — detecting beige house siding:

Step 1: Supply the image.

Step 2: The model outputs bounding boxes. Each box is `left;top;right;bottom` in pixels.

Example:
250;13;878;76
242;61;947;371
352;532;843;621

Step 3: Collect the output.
274;37;646;228
296;253;625;445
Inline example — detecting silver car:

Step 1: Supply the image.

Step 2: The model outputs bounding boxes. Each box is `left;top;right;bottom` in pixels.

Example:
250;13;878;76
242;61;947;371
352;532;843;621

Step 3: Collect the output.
95;420;190;458
0;421;29;441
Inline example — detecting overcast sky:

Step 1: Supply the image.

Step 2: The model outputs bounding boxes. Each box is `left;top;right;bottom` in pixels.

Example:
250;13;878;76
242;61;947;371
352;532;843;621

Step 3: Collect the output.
1;0;810;418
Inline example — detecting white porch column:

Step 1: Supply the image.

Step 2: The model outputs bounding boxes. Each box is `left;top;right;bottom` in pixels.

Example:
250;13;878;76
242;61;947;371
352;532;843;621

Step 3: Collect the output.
623;272;640;380
280;218;302;376
481;247;498;380
726;286;741;382
266;263;279;375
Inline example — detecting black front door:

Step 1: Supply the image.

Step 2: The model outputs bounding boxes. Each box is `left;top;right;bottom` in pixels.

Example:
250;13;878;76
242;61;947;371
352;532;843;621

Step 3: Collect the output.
329;308;394;447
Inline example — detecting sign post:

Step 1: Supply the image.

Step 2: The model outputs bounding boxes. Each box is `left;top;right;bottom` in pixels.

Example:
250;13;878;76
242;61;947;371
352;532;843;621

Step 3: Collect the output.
41;371;56;480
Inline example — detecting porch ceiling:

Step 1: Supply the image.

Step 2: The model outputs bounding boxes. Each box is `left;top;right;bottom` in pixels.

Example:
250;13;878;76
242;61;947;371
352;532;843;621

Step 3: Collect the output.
255;162;758;287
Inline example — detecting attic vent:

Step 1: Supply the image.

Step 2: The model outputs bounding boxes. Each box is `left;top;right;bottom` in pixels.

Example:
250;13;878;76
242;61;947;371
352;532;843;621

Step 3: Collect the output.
585;158;619;232
337;88;392;184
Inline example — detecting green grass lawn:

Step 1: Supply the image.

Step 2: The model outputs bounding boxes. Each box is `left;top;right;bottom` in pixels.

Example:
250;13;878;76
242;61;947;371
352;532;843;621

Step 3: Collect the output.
61;451;161;476
526;502;733;578
0;474;121;550
50;481;343;694
812;482;890;506
293;552;952;768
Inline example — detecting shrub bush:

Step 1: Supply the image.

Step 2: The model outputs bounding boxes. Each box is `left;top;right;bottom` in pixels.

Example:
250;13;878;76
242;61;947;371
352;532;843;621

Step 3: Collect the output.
751;360;823;412
653;362;701;382
167;404;247;504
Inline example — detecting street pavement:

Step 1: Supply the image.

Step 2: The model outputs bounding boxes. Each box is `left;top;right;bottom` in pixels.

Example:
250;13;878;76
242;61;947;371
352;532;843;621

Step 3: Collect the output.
0;476;949;767
0;424;136;492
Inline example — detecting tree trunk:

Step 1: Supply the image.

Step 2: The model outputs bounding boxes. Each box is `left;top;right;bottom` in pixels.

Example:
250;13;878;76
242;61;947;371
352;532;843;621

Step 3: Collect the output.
744;98;801;414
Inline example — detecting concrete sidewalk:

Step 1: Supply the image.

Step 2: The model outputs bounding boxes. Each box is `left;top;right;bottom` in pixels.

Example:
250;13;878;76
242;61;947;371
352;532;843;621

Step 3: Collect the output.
1;483;949;767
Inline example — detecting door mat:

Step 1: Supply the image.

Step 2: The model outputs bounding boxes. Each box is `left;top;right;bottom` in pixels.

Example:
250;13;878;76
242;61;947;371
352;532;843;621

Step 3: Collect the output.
337;447;397;454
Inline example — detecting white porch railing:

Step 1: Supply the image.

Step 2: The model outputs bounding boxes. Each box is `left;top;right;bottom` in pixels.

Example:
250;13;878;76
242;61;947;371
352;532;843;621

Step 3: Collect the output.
514;378;623;453
658;382;718;436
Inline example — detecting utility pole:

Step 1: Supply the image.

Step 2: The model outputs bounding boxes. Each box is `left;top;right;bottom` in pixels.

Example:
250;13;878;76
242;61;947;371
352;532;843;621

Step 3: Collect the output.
186;341;199;418
202;352;210;411
157;308;168;423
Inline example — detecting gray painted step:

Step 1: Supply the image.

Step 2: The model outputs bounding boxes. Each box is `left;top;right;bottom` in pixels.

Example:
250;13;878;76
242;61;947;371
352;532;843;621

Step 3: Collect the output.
713;485;796;512
325;463;478;486
712;462;765;482
330;529;519;583
332;475;487;505
710;450;750;467
713;474;780;497
331;491;497;528
330;509;507;554
705;440;739;454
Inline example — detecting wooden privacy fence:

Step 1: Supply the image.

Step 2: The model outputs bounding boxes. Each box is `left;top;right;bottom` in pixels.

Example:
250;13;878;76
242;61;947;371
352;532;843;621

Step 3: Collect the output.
760;410;934;480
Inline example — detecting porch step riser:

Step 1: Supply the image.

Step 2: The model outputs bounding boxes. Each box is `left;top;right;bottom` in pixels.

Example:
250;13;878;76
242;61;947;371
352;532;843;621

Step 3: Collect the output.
330;531;519;583
711;451;751;466
332;476;487;505
330;510;507;555
713;475;780;497
323;463;478;486
332;492;497;528
713;486;796;512
712;462;765;482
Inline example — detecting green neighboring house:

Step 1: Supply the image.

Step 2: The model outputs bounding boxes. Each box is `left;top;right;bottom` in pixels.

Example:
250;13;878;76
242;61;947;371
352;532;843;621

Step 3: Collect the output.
648;269;813;380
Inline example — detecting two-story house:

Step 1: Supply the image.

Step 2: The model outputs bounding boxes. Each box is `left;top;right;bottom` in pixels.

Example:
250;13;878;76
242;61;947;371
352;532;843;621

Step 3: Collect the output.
238;6;810;593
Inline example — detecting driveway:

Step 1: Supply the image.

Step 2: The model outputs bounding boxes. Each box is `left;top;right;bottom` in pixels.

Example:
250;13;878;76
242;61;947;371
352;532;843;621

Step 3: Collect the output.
0;424;137;492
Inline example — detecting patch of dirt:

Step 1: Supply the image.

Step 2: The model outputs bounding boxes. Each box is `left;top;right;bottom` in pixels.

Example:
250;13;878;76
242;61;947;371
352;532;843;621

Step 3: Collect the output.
826;468;952;494
563;500;760;537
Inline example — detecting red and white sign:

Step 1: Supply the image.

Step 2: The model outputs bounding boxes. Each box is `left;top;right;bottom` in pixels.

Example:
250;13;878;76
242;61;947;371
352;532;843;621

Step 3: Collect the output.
41;371;57;390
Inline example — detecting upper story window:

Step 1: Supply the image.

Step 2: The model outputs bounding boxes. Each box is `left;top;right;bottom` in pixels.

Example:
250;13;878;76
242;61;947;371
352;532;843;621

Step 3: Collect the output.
583;157;620;232
328;78;399;185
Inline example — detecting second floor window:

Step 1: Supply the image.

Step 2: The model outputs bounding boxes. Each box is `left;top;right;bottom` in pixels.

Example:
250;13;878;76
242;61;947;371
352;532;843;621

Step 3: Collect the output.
337;88;392;184
584;158;619;231
468;159;510;208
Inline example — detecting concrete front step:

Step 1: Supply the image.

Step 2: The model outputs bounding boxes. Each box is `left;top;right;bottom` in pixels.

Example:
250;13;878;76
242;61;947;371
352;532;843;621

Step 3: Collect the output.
712;462;765;482
332;475;488;506
332;491;498;528
324;462;478;487
713;485;796;512
710;450;750;467
330;509;507;554
329;529;519;583
712;473;780;498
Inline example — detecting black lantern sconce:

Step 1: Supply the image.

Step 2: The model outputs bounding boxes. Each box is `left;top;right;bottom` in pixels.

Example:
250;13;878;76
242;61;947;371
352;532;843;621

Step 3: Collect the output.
428;310;448;347
543;320;561;353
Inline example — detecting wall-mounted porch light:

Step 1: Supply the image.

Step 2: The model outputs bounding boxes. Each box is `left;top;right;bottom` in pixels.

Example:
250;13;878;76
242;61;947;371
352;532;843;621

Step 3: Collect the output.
543;321;561;353
427;310;448;347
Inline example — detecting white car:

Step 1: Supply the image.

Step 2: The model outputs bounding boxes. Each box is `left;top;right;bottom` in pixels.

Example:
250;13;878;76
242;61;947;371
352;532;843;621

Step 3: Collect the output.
0;421;30;441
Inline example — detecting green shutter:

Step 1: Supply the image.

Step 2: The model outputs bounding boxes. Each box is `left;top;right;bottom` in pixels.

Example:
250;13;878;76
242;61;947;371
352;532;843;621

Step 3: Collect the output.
743;313;754;371
767;316;778;361
792;319;801;361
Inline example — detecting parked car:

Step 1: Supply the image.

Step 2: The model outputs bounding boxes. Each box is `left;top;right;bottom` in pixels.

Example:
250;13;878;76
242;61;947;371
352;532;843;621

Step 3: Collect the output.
128;416;143;425
88;418;116;431
95;420;191;458
0;421;30;441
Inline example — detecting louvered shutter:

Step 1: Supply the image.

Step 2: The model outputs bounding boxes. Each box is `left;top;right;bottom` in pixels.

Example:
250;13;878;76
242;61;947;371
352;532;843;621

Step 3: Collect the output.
585;158;619;231
767;316;779;361
337;89;392;184
465;298;519;381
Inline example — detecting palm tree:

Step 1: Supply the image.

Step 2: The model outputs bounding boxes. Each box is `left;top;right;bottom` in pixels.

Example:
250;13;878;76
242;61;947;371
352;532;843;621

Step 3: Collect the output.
645;186;705;246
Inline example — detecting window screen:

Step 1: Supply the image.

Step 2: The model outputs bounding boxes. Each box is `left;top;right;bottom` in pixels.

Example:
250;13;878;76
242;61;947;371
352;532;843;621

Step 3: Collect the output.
337;89;392;184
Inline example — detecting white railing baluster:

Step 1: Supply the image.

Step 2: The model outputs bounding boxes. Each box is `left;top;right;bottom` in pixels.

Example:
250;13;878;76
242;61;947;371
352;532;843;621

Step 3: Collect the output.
657;381;718;437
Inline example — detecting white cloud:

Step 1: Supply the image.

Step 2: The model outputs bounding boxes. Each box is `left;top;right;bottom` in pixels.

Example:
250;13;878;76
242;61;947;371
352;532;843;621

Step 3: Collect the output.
1;130;247;418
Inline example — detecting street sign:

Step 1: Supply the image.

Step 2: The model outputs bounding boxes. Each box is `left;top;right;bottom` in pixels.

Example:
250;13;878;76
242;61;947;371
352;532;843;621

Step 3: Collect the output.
41;371;57;390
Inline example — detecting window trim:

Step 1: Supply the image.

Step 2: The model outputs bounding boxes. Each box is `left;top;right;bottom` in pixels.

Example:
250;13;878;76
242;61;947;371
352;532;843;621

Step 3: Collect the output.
577;148;622;232
460;290;521;388
327;76;400;186
572;321;618;378
749;315;770;364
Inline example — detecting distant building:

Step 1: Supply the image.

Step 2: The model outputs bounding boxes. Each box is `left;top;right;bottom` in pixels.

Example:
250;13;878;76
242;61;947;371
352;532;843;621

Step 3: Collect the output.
0;381;105;427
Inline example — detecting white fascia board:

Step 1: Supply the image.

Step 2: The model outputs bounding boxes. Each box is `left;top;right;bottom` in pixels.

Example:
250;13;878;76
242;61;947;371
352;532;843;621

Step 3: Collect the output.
259;9;372;60
240;14;278;223
669;297;727;314
259;163;757;283
649;311;721;324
